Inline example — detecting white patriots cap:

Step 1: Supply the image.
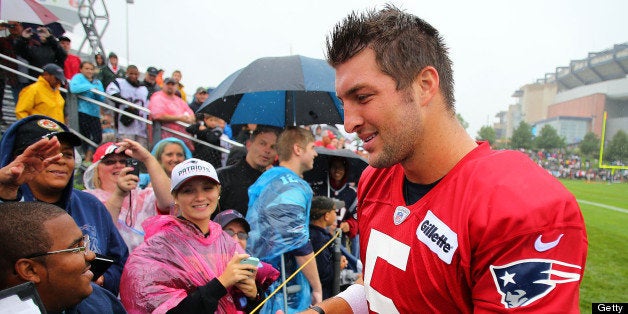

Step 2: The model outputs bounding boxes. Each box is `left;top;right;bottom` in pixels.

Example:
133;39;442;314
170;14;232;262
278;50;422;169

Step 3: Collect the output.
170;158;220;192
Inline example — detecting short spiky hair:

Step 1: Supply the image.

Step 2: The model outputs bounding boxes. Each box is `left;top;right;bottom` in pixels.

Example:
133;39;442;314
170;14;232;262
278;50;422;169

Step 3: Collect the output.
326;4;455;110
0;202;67;288
276;127;315;162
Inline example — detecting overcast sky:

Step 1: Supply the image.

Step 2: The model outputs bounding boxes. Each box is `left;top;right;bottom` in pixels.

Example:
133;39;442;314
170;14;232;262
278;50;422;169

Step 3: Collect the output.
69;0;627;137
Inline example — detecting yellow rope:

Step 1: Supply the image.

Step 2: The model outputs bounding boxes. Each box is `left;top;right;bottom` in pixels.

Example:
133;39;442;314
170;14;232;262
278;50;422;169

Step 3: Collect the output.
250;229;341;313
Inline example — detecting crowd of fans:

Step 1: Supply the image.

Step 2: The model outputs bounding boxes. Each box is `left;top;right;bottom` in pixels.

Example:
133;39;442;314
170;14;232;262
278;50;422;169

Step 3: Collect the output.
0;21;366;313
524;149;626;182
0;18;608;313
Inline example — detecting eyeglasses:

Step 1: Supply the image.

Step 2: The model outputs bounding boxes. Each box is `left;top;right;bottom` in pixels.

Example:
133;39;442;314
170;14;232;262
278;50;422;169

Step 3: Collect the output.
24;235;90;259
224;229;249;240
101;158;127;166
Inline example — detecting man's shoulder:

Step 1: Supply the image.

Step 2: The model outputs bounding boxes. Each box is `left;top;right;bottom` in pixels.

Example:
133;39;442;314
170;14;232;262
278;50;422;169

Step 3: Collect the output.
75;283;125;314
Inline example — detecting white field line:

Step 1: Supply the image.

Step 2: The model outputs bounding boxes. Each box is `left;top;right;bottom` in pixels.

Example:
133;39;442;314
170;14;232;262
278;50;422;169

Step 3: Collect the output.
577;199;628;214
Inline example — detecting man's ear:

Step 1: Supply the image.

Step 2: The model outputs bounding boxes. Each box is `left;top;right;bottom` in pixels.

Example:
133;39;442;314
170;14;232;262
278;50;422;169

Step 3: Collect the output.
415;66;440;106
14;258;44;284
292;143;302;156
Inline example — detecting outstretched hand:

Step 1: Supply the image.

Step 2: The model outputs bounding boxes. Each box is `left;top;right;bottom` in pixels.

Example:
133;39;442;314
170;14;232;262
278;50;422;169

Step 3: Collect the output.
0;137;61;191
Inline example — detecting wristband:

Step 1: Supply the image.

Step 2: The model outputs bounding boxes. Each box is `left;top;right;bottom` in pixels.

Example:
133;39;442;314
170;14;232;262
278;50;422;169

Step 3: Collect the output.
310;305;325;314
337;283;368;314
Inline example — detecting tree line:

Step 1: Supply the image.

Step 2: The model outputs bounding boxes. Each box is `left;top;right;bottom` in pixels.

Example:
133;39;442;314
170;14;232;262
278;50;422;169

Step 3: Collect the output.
460;116;627;165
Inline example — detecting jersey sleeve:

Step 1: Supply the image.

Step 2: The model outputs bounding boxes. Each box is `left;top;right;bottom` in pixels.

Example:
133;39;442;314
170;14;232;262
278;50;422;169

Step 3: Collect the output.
470;187;587;312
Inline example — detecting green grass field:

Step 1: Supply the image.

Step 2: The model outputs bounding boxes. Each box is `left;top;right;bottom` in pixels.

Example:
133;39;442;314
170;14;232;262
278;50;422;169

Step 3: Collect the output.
558;180;628;312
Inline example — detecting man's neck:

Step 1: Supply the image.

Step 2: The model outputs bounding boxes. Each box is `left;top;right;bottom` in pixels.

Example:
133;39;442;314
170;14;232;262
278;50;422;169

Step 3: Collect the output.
279;160;302;177
402;111;477;184
29;187;62;204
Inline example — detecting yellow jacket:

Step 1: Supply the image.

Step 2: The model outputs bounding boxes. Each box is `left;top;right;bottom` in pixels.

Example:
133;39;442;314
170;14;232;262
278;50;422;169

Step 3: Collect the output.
177;83;187;103
15;76;65;123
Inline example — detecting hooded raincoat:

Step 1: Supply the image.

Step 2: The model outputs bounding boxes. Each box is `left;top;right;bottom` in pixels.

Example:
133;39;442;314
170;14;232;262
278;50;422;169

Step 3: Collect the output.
0;115;129;296
120;215;278;314
83;161;169;251
246;166;313;313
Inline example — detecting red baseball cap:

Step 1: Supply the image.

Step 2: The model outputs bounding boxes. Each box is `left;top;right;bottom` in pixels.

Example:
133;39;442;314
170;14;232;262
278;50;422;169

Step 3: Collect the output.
92;142;122;163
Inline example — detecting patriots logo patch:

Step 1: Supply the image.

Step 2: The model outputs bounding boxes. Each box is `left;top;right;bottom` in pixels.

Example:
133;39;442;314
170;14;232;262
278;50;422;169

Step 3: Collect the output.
490;259;581;308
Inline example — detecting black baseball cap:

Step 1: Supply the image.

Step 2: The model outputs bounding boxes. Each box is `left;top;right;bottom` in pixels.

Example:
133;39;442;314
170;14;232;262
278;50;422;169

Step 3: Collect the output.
12;117;82;155
42;63;66;85
146;66;159;76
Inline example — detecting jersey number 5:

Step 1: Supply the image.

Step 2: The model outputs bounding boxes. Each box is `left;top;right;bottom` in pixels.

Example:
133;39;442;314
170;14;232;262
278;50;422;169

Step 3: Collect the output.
364;229;410;314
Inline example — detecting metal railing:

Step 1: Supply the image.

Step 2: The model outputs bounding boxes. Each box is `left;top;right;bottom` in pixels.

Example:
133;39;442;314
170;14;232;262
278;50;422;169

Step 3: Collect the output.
0;52;243;154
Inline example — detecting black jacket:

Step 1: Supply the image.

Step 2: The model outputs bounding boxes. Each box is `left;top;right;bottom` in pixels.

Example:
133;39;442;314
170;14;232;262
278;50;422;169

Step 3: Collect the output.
186;123;223;169
14;35;66;77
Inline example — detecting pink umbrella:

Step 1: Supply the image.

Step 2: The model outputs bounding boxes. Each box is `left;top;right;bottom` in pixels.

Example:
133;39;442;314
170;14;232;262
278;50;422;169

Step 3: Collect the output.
0;0;59;25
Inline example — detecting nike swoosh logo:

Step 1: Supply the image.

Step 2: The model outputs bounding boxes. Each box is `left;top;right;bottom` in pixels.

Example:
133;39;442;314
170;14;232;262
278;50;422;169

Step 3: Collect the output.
534;234;564;252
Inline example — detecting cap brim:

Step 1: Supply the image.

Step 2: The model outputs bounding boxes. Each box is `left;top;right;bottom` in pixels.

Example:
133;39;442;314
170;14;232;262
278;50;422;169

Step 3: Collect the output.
171;175;220;193
56;75;67;84
232;218;251;233
53;131;82;147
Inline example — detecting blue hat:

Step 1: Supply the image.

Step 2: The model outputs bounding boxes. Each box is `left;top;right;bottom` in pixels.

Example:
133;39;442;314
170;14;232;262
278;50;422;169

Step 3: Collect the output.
213;209;250;233
42;63;66;84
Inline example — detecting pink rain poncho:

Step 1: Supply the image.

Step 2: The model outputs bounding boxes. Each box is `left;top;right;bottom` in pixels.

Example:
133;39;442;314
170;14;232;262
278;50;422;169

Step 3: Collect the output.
120;215;278;313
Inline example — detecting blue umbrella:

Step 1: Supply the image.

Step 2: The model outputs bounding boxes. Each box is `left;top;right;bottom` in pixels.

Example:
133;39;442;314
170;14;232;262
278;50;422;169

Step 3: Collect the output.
198;55;344;128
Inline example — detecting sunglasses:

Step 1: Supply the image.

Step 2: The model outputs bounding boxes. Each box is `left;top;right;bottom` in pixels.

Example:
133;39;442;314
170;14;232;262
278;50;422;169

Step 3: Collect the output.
224;229;249;240
101;158;127;166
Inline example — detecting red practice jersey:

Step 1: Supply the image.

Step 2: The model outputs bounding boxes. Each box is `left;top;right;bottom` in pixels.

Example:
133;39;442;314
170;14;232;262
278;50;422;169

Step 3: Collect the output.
357;142;587;313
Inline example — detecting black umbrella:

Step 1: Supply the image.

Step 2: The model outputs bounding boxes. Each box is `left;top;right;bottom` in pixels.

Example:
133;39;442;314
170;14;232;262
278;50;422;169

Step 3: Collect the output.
303;147;368;195
198;55;344;128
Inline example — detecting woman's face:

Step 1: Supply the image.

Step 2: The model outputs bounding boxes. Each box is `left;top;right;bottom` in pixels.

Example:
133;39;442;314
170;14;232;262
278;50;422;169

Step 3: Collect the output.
174;177;220;230
97;154;127;191
330;159;346;182
159;143;185;176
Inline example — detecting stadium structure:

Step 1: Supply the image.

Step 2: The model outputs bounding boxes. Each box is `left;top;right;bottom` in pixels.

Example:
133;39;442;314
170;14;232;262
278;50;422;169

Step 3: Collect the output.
494;43;628;145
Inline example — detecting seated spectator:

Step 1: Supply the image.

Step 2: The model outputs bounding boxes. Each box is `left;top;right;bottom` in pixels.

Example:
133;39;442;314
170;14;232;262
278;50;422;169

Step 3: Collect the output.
186;113;224;168
0;202;125;313
213;209;281;312
213;209;251;250
100;113;115;142
217;126;279;217
309;196;348;300
58;36;81;80
99;52;125;91
149;77;195;151
15;63;66;123
189;87;208;112
171;70;187;101
120;158;278;313
106;65;149;148
151;137;192;178
69;61;105;162
246;127;323;312
14;26;66;78
0;115;128;296
312;156;360;264
142;66;161;99
83;140;174;251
